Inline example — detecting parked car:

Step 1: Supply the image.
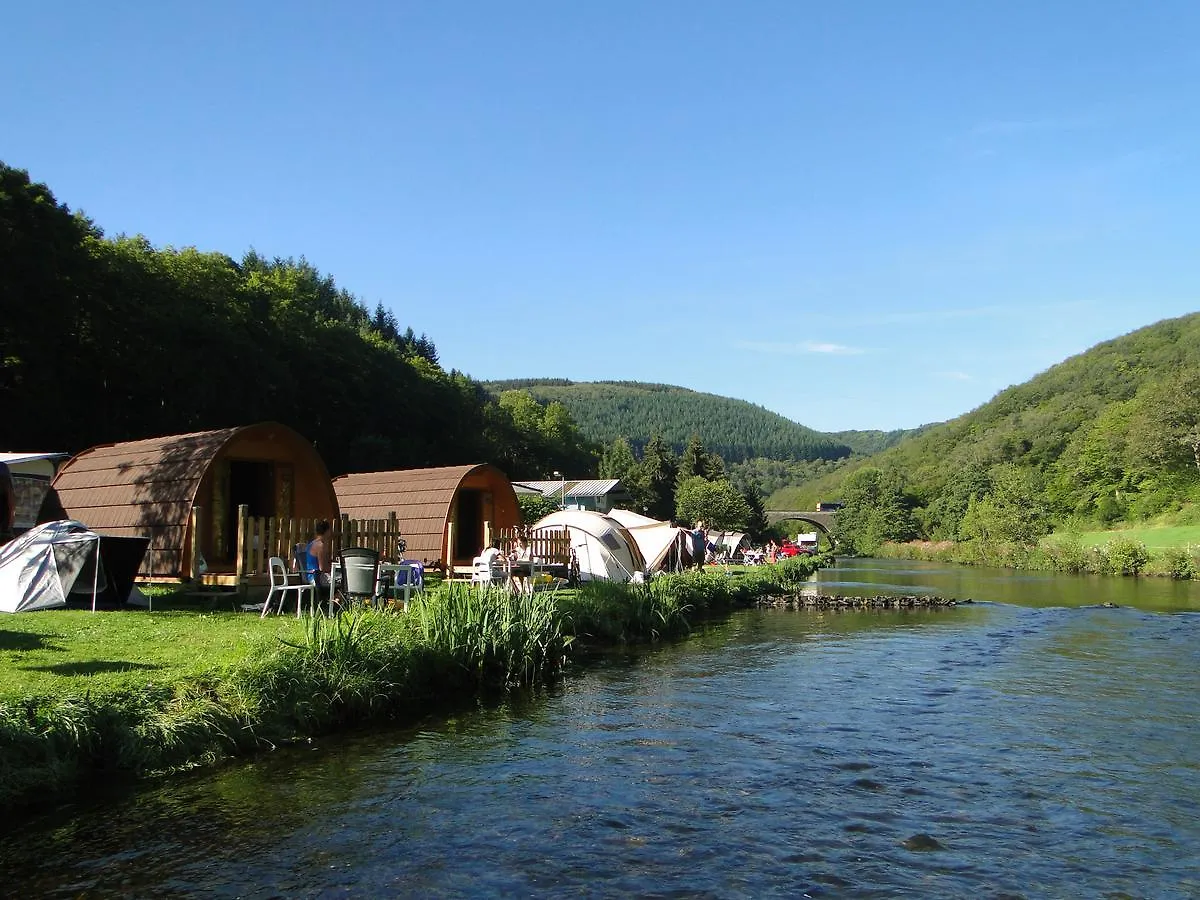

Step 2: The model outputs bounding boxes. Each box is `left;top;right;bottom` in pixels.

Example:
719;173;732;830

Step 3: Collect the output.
776;541;801;558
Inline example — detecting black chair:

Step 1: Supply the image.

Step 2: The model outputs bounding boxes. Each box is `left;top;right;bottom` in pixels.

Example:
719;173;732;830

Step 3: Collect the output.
334;546;381;612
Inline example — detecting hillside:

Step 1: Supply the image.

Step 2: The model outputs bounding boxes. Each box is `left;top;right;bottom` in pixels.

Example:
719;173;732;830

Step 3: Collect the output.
770;312;1200;539
484;379;853;463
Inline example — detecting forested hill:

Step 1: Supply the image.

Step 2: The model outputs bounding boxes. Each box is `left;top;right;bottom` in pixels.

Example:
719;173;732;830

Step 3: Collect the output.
484;379;854;463
771;312;1200;544
0;163;595;480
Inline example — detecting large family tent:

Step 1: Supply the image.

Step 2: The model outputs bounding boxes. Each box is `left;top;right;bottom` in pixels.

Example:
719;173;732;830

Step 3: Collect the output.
531;510;645;582
605;508;694;572
0;520;149;612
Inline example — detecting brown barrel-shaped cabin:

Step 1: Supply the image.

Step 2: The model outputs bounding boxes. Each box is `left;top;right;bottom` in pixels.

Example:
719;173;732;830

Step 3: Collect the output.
333;464;519;570
47;423;338;580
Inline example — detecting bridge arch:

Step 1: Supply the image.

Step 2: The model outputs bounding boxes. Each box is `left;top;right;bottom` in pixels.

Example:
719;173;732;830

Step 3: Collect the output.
767;512;837;548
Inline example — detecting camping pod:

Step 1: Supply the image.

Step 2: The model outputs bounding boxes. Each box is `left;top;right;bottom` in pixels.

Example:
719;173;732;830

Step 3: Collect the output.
531;509;646;582
333;464;520;571
46;424;338;581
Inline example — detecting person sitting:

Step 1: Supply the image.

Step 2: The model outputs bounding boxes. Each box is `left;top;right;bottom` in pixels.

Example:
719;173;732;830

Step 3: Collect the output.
306;520;333;605
507;536;533;595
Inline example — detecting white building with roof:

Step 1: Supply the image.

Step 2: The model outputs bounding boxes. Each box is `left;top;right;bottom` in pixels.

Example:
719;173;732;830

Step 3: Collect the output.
513;478;633;514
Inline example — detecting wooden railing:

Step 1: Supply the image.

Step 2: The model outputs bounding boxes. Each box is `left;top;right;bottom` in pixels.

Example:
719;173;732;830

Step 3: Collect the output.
233;508;406;580
494;526;573;567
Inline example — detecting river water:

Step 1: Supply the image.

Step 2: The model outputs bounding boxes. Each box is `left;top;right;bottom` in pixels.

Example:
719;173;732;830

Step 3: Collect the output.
3;559;1199;898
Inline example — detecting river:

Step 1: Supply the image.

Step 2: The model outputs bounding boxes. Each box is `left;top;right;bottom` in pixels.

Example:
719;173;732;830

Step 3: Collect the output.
3;559;1198;898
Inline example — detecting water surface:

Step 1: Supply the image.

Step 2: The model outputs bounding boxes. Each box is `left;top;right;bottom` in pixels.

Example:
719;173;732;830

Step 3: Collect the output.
3;560;1198;897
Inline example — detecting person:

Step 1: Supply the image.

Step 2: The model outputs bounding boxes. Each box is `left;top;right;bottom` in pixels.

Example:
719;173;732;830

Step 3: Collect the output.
508;535;533;595
306;520;333;604
0;462;14;545
766;539;778;564
690;520;706;570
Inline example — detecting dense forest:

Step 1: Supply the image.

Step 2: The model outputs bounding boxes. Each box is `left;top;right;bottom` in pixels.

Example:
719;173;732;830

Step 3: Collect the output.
484;378;859;463
0;163;595;480
772;313;1200;552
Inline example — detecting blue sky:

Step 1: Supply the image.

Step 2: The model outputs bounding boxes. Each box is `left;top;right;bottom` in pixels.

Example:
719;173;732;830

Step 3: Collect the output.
4;1;1199;431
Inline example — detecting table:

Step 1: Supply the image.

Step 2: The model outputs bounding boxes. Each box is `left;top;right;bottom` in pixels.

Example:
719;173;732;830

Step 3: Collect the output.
379;562;422;610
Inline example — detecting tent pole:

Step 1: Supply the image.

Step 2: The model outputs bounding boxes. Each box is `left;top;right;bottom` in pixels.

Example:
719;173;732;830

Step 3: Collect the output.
92;538;100;613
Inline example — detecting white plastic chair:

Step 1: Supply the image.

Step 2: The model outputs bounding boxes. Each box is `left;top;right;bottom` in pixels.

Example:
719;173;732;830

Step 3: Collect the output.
471;552;505;588
262;556;316;618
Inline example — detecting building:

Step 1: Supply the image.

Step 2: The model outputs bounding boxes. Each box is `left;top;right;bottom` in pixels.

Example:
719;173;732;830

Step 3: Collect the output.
512;478;632;514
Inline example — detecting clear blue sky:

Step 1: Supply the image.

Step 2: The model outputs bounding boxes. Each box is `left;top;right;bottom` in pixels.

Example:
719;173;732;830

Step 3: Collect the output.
5;1;1199;432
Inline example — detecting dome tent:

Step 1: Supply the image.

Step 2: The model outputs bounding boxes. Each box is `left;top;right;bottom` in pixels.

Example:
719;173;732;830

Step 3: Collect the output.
531;509;645;583
605;508;693;573
0;520;148;613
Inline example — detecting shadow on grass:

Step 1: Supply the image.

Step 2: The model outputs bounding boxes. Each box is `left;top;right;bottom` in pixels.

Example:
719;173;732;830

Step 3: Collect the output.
21;660;164;676
0;630;64;652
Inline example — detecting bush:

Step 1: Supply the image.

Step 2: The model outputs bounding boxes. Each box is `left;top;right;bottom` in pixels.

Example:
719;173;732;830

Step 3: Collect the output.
1042;536;1090;573
1146;546;1198;580
1101;537;1151;576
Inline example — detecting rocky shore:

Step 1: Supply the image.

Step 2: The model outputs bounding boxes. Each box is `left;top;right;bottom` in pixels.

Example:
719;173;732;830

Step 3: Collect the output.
756;593;971;610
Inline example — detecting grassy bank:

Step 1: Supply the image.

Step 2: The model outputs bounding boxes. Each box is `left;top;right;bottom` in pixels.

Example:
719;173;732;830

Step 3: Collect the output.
878;535;1200;578
0;556;827;809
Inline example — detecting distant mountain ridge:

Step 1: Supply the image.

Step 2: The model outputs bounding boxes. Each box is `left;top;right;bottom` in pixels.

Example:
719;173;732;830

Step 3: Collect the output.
484;379;924;463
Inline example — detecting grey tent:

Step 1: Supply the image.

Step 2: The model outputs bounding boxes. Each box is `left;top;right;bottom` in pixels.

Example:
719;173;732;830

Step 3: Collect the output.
0;520;148;613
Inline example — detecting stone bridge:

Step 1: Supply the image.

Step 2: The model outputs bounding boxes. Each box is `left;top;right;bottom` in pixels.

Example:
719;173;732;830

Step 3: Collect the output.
765;509;839;542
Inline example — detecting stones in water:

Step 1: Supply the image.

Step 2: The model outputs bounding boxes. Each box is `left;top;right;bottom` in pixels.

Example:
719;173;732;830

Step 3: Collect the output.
756;593;970;610
902;833;945;852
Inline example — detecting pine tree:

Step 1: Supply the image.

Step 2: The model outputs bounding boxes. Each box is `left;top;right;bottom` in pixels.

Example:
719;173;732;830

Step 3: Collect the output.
640;434;679;521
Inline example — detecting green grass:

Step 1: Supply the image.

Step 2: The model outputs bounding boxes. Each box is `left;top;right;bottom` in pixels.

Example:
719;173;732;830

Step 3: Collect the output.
0;608;305;699
1067;525;1200;550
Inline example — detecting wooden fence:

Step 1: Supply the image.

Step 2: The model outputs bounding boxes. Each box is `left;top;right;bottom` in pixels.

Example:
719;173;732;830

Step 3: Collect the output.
233;507;406;580
493;525;574;567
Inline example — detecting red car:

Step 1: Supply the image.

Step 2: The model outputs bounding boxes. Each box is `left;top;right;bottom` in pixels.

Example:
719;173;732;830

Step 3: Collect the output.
776;541;801;558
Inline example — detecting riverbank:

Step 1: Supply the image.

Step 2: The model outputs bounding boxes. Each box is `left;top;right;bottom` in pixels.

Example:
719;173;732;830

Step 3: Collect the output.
0;555;828;810
878;535;1200;579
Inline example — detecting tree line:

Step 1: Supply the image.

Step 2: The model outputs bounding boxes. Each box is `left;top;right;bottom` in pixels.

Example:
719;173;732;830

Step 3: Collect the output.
0;163;594;481
485;379;854;463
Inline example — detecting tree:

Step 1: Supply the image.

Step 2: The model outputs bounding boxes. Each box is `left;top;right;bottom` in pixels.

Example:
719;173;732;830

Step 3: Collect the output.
958;463;1049;546
834;467;917;555
741;481;770;542
639;434;678;521
675;476;752;531
517;492;559;525
1127;370;1200;475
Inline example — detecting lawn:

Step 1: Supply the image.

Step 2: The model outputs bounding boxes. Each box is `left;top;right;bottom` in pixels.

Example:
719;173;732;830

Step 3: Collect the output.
1069;524;1200;550
0;604;305;699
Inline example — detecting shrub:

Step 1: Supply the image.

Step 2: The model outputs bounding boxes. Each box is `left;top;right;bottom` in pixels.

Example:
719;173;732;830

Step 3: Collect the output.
1101;537;1151;576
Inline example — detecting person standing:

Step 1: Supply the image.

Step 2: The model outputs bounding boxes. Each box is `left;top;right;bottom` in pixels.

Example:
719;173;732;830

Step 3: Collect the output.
691;520;707;569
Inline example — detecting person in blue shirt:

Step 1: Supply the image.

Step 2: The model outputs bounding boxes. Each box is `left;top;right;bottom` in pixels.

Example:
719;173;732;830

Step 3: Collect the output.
306;520;332;601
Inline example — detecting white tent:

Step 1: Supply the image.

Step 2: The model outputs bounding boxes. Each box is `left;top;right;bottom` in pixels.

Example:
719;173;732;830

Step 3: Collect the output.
0;520;147;613
606;508;693;572
708;530;749;559
531;509;646;582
